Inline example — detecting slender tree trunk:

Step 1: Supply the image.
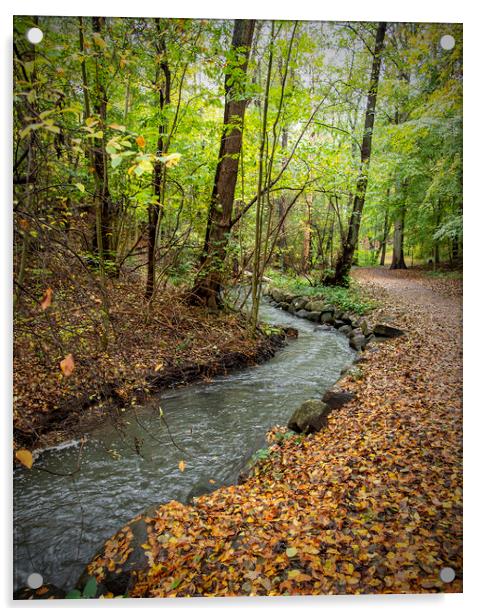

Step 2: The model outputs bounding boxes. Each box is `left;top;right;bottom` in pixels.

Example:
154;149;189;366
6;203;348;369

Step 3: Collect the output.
276;128;289;271
301;193;313;273
145;19;171;300
379;209;389;266
91;16;114;262
191;19;256;308
324;22;387;285
390;201;407;269
379;191;390;265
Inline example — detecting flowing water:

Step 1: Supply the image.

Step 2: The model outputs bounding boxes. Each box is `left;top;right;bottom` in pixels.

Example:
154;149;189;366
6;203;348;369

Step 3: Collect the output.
13;301;354;591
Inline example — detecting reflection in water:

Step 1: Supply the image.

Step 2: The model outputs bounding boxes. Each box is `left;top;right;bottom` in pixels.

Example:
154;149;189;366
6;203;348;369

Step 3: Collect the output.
13;302;354;589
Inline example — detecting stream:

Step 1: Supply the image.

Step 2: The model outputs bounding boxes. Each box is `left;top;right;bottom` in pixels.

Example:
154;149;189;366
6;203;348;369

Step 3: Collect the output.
13;301;355;591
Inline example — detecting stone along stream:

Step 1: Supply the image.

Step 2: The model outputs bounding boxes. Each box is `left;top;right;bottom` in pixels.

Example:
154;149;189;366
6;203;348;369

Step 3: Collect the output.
13;302;355;591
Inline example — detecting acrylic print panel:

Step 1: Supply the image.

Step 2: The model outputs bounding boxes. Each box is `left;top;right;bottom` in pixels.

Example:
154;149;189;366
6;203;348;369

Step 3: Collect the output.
12;15;462;599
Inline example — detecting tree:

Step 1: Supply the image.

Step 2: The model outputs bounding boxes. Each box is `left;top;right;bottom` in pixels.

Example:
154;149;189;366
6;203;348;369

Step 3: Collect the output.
324;22;387;285
191;19;256;308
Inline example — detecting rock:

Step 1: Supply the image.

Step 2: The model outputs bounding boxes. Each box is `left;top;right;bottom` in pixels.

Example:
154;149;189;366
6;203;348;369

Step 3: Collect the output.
341;316;353;326
334;309;343;320
333;319;346;329
349;333;366;351
305;300;325;312
322;388;355;410
14;584;66;600
287;399;331;434
295;309;310;319
366;333;376;344
270;289;296;304
349;327;363;338
320;311;335;324
373;324;405;338
278;301;290;311
306;311;321;322
338;325;352;336
314;324;332;331
360;320;369;335
288;304;297;314
281;326;298;338
77;514;154;597
292;297;308;311
187;479;222;504
270;288;286;303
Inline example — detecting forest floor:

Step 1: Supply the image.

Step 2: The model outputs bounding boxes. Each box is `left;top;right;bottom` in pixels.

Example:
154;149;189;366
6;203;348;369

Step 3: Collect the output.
84;266;463;597
13;275;284;451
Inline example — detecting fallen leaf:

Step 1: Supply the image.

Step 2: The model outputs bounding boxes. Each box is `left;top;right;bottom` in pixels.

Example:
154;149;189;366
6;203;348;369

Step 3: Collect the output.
15;449;33;469
40;287;53;310
60;353;75;377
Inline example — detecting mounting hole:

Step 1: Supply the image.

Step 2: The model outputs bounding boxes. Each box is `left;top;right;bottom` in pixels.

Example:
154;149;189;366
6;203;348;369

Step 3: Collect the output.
440;34;455;51
439;566;456;583
26;27;44;45
27;572;43;589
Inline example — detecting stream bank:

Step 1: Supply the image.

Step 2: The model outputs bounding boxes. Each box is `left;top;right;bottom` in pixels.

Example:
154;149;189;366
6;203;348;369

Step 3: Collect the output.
14;300;355;594
73;270;462;597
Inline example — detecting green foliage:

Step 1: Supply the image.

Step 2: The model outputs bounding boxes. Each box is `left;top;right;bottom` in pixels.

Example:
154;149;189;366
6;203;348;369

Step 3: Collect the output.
65;576;97;599
266;270;377;314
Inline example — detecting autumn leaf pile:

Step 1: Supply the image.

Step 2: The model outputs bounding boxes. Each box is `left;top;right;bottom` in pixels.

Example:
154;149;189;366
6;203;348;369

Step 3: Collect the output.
87;268;462;596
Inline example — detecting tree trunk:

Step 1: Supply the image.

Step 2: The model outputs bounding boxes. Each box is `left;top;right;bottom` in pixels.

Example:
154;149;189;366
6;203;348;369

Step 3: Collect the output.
379;200;390;266
301;193;313;273
390;202;407;269
276;128;289;271
145;19;171;300
91;16;114;262
191;19;256;307
324;22;387;286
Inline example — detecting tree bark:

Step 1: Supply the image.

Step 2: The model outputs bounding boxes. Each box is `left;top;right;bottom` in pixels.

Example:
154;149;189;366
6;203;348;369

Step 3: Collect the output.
276;128;289;270
191;19;256;307
301;193;313;273
91;16;114;262
390;201;407;269
145;19;171;300
324;22;387;285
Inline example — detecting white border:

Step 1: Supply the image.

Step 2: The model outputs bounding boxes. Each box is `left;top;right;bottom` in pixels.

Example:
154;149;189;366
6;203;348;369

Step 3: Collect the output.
2;1;480;614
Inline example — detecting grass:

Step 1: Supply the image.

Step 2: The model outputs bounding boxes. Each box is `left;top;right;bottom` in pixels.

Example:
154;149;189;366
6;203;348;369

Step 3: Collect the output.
265;269;377;315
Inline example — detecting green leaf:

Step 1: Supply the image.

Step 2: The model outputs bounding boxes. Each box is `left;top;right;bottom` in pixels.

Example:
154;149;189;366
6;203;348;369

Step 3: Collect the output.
111;155;123;169
65;589;82;599
286;547;298;558
170;578;181;590
82;576;97;598
75;183;85;193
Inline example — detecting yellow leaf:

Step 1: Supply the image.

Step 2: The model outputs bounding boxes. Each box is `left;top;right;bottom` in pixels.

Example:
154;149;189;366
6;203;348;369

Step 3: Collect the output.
60;353;75;377
92;32;106;48
15;449;33;469
162;152;181;168
178;460;186;472
136;135;146;148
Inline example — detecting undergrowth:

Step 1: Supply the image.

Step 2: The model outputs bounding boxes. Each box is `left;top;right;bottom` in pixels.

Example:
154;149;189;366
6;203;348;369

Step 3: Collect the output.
265;269;377;315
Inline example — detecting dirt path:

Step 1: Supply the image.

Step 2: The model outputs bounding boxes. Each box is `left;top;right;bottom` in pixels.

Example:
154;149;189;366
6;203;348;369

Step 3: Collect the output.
84;267;463;597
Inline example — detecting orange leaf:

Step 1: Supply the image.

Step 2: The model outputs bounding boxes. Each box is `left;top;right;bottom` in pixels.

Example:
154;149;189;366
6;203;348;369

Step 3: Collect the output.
178;460;186;472
136;135;146;148
60;353;75;377
15;449;33;469
40;287;53;311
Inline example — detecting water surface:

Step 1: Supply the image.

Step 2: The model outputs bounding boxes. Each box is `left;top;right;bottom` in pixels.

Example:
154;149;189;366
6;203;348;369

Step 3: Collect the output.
13;302;354;590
